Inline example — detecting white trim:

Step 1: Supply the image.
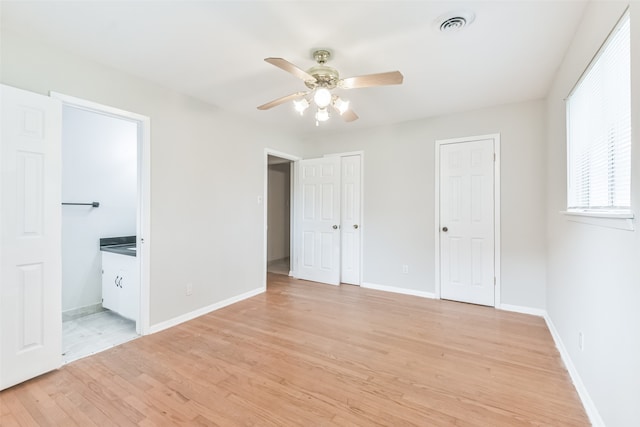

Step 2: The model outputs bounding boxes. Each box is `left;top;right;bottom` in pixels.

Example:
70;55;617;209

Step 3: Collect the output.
358;153;364;286
50;92;152;336
50;92;149;123
148;287;265;335
498;304;545;317
496;304;606;426
291;161;299;278
264;149;300;287
561;210;635;231
562;210;633;219
323;151;364;158
544;313;605;427
434;133;501;306
434;143;441;299
361;282;436;299
494;136;502;306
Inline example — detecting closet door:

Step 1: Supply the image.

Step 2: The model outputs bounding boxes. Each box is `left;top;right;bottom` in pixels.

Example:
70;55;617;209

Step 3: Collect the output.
296;156;341;285
1;84;63;390
340;155;361;285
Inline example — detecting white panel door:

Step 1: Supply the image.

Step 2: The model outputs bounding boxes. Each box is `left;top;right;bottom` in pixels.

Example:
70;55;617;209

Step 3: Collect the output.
440;138;495;306
296;156;341;285
1;84;62;390
340;155;361;285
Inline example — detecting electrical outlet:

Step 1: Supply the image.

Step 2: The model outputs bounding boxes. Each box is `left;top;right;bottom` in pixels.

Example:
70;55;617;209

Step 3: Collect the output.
578;331;584;351
402;265;409;274
186;283;193;296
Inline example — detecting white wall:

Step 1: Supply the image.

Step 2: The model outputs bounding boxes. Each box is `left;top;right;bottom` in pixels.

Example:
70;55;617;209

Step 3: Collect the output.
267;162;290;262
61;106;137;312
545;2;640;425
0;30;302;327
302;99;547;309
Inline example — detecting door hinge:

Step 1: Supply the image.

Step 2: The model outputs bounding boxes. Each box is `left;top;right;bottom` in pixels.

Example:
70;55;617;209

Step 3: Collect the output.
493;153;496;161
494;277;496;286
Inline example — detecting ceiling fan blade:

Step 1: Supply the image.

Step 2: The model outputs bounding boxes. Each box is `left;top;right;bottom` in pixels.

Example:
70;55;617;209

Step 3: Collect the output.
265;58;315;82
341;109;359;122
339;71;404;89
331;105;358;122
257;92;307;110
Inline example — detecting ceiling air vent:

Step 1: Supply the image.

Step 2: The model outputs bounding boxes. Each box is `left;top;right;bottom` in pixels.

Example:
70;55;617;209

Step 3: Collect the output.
440;17;467;32
436;11;475;33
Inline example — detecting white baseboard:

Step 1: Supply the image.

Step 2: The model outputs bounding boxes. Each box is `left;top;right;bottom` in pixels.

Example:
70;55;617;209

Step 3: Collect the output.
62;303;105;321
361;282;436;299
148;287;265;334
500;304;604;425
544;313;605;427
498;303;546;317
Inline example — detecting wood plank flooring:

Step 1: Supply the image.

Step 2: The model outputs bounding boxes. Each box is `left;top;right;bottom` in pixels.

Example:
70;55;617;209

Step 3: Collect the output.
0;274;590;426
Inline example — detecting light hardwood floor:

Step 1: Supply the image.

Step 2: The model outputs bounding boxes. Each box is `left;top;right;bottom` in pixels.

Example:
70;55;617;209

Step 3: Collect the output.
0;274;589;426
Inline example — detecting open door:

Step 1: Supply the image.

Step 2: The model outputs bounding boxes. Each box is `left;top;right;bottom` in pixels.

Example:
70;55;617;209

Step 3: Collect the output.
296;156;341;285
1;84;63;390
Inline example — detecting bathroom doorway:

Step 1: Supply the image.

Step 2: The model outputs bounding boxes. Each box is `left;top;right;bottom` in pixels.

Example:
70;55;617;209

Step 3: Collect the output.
55;94;150;363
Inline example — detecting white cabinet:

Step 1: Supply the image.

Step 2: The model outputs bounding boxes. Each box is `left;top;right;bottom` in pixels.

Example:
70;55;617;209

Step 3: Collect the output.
101;251;139;322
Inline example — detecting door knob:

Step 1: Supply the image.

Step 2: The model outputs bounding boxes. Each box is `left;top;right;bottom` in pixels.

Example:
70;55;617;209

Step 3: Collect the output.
353;224;359;229
442;227;448;232
332;225;339;230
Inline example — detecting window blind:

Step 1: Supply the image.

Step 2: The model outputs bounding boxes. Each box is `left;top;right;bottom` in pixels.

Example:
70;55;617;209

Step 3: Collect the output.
567;12;630;210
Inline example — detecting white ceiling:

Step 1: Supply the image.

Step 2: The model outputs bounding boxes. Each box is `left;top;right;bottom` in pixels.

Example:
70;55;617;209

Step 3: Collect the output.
2;1;588;137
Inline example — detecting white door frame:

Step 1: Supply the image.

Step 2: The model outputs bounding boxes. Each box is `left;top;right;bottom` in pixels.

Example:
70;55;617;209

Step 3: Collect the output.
263;148;300;287
434;134;501;306
51;92;152;335
324;151;364;285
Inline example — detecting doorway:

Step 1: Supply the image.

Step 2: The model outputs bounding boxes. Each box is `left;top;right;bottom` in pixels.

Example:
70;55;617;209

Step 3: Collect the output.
267;155;293;277
53;93;151;362
435;134;500;307
0;86;150;389
264;149;299;287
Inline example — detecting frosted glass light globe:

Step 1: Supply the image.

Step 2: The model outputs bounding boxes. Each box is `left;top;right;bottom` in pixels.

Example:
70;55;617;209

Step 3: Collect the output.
313;87;332;108
334;97;350;115
315;108;330;122
293;98;309;115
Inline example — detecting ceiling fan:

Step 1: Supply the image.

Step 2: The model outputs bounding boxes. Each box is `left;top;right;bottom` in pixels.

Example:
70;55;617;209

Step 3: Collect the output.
257;49;404;125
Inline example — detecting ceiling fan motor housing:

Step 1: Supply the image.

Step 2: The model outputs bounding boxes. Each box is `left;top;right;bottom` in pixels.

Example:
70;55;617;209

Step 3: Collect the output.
305;65;340;89
305;49;340;89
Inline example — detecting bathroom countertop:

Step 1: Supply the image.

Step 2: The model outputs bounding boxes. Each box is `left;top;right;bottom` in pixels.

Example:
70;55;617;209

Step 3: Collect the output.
99;236;137;257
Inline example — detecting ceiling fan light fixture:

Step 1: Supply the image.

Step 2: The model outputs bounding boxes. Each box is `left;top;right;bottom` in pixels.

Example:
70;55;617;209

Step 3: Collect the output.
259;48;403;125
315;107;330;122
313;87;332;108
333;96;350;115
293;98;309;115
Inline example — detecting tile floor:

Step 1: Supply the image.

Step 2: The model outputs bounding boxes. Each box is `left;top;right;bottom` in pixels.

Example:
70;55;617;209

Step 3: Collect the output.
62;310;138;364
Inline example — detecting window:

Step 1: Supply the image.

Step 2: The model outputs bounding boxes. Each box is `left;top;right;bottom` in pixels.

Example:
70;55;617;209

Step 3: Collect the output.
567;11;630;213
